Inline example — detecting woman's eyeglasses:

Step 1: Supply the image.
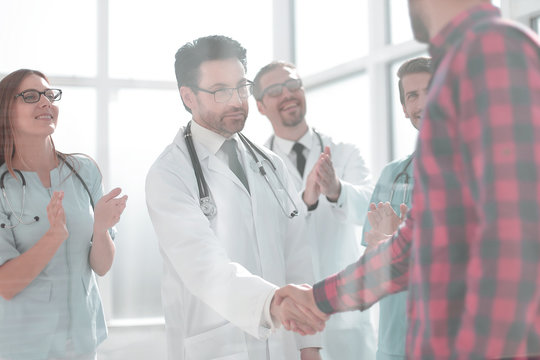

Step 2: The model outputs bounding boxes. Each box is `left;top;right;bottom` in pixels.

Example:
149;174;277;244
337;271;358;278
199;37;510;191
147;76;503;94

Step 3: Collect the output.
15;89;62;104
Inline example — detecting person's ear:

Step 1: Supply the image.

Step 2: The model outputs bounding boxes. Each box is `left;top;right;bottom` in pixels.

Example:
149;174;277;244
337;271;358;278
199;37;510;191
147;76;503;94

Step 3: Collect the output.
180;86;195;111
256;99;266;115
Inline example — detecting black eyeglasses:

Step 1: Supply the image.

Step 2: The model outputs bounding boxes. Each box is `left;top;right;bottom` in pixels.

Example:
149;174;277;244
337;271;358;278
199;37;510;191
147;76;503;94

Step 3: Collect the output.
258;78;303;100
190;82;253;103
15;89;62;104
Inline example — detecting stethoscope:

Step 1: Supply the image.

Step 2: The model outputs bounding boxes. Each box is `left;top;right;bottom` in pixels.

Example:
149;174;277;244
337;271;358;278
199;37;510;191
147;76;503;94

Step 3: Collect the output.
268;128;324;157
0;156;94;229
389;156;414;205
184;121;299;219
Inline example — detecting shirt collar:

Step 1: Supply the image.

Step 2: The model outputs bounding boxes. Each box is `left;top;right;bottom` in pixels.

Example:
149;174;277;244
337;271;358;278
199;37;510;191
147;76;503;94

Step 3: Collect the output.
190;120;240;155
429;3;500;66
273;128;314;154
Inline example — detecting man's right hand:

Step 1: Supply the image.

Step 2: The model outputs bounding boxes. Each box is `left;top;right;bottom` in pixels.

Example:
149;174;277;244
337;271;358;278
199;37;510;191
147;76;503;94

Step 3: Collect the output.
272;284;329;335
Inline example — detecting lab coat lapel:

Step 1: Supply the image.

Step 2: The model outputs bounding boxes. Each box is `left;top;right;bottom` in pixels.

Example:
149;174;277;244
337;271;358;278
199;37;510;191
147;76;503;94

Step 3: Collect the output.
205;146;251;197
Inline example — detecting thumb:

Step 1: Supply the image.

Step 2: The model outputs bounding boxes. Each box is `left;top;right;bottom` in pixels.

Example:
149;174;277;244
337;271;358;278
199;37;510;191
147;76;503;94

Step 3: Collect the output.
103;187;122;202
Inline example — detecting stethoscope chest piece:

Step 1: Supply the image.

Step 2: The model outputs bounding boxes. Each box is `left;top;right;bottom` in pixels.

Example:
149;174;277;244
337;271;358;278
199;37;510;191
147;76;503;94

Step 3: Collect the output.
200;196;216;219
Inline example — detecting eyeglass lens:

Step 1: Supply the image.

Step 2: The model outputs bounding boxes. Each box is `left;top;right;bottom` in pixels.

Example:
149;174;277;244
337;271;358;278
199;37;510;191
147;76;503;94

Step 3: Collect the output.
19;89;62;103
265;79;302;98
214;83;253;103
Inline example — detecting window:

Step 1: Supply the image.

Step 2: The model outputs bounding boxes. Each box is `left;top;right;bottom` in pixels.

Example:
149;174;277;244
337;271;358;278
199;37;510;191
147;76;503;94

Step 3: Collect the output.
532;15;540;35
305;74;372;169
105;0;274;321
1;0;273;323
0;1;97;76
388;0;414;44
295;0;369;75
108;89;182;318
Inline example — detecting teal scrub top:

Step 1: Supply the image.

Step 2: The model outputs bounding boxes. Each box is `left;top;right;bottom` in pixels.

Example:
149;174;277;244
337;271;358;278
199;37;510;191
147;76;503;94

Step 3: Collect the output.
362;154;414;360
0;155;111;360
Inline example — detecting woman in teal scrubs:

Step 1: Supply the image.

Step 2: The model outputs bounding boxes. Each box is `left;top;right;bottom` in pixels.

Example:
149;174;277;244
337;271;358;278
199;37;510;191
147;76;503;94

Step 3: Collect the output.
0;69;127;360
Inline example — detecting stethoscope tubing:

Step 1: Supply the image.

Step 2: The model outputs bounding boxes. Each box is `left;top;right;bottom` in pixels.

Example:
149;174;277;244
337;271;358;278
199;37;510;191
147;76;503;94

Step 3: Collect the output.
184;121;298;219
389;156;414;205
0;155;94;229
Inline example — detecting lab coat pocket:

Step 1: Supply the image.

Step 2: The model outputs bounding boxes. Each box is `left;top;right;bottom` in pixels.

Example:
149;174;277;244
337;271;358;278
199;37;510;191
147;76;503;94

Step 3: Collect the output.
184;321;249;360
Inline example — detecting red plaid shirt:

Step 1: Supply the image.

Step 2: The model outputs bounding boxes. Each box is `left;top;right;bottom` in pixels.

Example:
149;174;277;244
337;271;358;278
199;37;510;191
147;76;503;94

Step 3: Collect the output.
313;4;540;359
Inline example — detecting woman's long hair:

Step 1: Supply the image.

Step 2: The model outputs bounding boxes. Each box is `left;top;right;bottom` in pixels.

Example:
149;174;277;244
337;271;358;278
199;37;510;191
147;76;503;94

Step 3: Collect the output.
0;69;64;178
0;69;99;183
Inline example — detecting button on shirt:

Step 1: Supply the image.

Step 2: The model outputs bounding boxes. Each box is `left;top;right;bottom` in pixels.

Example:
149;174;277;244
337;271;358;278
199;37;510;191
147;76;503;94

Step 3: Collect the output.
313;4;540;359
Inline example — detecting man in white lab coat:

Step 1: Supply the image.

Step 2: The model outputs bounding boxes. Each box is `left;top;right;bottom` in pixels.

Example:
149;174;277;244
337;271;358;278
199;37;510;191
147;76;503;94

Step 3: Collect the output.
146;35;323;360
254;61;375;360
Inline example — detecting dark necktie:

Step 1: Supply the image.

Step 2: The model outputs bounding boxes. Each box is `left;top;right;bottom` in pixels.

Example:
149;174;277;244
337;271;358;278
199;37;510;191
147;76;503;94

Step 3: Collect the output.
221;139;250;193
292;142;306;177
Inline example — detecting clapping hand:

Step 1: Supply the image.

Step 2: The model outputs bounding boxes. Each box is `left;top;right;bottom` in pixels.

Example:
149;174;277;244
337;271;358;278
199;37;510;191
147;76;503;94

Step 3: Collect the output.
367;201;407;235
316;146;341;201
93;188;128;233
46;191;69;242
302;146;341;206
365;202;407;252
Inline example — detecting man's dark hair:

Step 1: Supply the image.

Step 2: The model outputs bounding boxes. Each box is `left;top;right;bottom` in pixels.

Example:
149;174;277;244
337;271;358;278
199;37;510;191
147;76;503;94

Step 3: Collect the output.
397;56;432;105
252;61;297;101
174;35;247;113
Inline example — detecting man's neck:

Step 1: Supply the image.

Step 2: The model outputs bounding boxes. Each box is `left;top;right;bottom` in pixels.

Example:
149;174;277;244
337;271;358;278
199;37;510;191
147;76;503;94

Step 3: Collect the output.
427;0;489;40
274;121;309;142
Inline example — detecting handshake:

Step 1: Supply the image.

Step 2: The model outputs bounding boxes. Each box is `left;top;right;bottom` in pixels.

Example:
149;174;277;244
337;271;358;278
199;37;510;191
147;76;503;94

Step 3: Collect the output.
270;284;330;335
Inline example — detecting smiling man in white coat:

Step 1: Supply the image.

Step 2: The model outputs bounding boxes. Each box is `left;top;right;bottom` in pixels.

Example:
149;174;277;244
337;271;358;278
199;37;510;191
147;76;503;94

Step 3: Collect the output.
145;36;323;359
254;61;375;360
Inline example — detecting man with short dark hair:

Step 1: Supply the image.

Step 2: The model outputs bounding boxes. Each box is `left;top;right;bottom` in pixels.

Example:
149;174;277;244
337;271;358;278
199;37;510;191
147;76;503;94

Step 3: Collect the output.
361;56;432;360
277;0;540;358
146;35;322;360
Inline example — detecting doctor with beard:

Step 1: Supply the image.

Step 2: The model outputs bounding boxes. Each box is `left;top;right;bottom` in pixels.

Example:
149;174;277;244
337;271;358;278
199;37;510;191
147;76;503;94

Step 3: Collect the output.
145;36;323;360
254;61;374;360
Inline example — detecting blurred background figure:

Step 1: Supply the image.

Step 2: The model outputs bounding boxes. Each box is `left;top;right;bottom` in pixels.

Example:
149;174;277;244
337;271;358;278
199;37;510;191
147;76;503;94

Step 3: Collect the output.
362;56;432;360
254;61;375;360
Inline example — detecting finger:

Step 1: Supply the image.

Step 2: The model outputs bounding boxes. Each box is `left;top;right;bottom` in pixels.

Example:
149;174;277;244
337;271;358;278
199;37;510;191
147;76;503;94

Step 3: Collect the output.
400;203;409;220
295;303;327;329
274;291;285;306
369;203;377;211
291;322;314;336
323;146;331;157
102;187;122;202
288;320;308;336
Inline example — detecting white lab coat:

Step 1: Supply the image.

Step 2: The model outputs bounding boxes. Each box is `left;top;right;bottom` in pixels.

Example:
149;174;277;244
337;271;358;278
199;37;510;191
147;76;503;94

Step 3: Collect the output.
146;125;320;360
266;130;377;360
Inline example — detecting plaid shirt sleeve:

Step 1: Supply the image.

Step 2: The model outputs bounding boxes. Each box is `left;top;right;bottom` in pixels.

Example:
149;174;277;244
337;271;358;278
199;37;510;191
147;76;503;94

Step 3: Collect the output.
450;24;540;357
313;211;413;314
